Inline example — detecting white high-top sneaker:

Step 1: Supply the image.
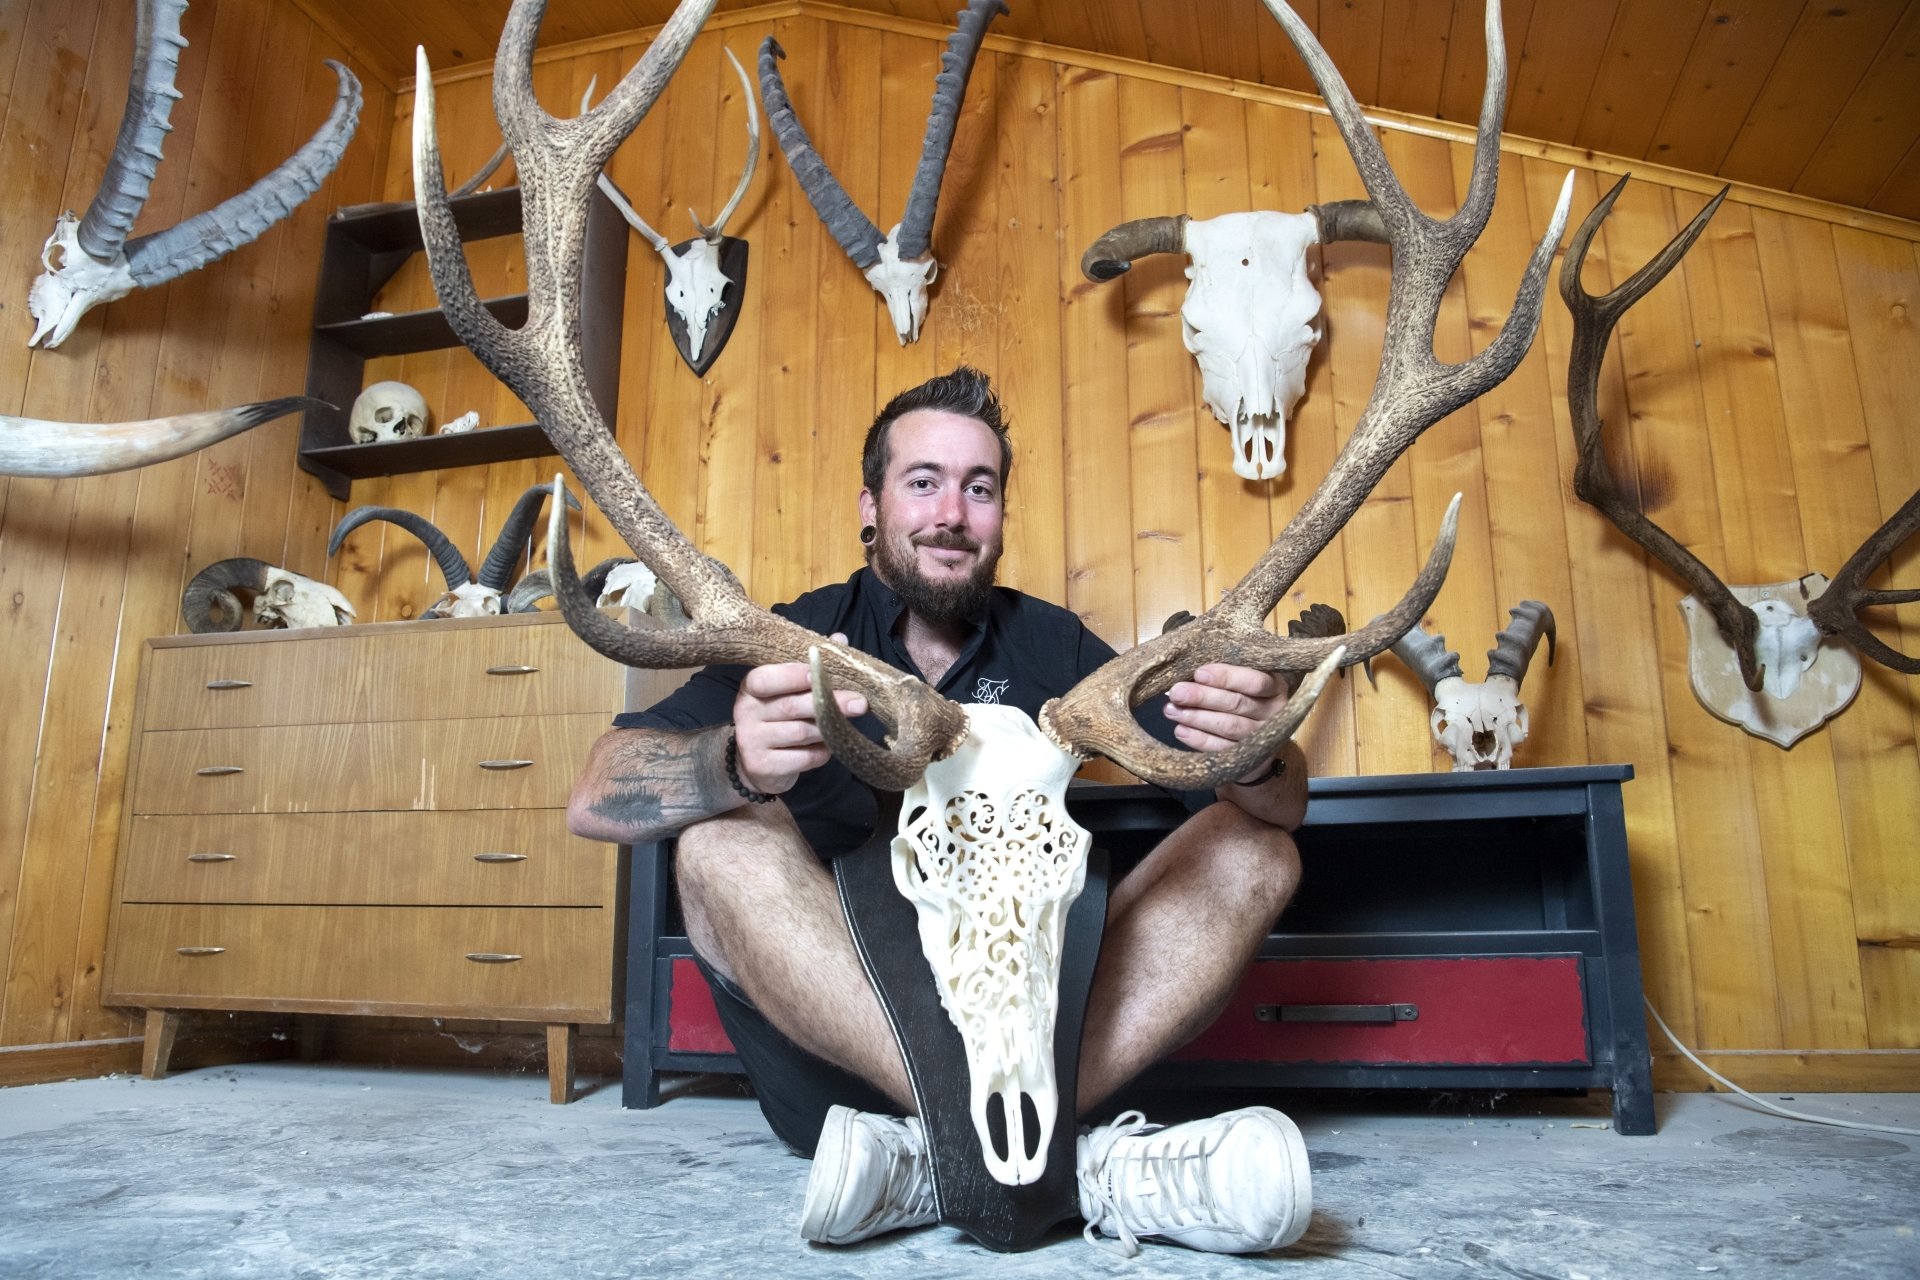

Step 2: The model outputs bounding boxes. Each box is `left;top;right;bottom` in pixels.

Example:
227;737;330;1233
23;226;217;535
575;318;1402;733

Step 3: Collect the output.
798;1105;939;1244
1076;1107;1313;1256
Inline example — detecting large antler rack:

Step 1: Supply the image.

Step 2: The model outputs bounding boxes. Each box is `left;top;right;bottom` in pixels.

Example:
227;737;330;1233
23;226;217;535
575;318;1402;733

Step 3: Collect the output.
1036;0;1575;788
411;0;968;791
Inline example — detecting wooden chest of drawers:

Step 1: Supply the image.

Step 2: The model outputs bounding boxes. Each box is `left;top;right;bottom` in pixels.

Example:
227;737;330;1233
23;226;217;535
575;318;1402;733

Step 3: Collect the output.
104;610;685;1101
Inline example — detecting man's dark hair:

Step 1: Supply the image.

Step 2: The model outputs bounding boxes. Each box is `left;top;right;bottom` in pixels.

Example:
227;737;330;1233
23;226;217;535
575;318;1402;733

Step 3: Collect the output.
861;366;1012;497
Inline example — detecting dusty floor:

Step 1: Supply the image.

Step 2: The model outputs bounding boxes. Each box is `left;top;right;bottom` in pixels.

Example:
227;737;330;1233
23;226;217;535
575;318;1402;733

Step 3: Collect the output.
1;1062;1915;1278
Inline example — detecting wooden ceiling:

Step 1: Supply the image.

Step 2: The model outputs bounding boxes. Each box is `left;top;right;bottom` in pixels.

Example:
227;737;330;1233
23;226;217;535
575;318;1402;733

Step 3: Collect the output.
313;0;1920;222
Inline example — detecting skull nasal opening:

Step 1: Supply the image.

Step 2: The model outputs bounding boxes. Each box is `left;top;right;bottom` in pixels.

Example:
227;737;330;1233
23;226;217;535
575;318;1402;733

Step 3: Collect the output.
983;1091;1045;1164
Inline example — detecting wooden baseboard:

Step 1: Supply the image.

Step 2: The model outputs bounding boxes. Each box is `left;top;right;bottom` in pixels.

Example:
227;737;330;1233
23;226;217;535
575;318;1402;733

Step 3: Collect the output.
0;1038;145;1087
1654;1049;1920;1092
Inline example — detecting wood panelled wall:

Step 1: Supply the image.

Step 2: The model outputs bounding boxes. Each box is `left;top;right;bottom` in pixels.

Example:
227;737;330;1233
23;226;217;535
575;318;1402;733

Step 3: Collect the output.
0;0;394;1049
3;2;1915;1089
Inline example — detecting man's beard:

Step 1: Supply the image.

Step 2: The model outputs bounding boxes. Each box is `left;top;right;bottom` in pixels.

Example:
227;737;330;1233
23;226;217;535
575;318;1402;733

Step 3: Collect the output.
869;523;1002;626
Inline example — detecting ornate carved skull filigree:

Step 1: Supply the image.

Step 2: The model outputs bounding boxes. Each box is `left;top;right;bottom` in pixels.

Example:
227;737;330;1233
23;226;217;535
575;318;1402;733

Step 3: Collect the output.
891;704;1089;1187
349;382;429;443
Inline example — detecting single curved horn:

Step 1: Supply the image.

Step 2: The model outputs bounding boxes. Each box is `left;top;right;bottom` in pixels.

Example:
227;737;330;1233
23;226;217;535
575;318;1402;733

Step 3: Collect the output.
1308;199;1390;245
123;61;362;288
0;396;323;479
76;0;190;265
451;140;511;198
181;558;271;633
1807;488;1920;673
506;567;554;613
1486;600;1555;686
1080;216;1187;282
895;0;1008;262
327;507;472;590
758;37;885;268
1390;624;1463;695
690;47;760;242
475;482;581;591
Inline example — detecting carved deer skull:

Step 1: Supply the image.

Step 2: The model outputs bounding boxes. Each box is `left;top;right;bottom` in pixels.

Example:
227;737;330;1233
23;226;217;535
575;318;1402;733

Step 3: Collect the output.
1385;601;1555;772
412;0;1566;1192
349;381;429;443
1082;211;1326;480
759;0;1007;345
587;48;759;374
892;705;1088;1186
28;0;361;348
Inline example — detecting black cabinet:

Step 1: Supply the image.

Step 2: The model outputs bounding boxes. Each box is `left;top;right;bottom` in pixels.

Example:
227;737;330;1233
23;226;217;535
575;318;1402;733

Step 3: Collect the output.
623;765;1654;1134
297;186;628;501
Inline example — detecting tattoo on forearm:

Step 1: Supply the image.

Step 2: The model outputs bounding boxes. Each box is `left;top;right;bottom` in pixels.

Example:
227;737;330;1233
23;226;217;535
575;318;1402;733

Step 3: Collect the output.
587;727;735;840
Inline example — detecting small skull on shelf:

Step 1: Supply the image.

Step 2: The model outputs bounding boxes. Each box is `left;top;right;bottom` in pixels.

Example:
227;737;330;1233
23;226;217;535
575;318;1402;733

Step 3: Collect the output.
348;381;429;443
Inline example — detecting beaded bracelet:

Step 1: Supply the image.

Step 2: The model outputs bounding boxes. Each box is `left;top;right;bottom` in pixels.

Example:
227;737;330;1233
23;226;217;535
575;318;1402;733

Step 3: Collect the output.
725;732;777;804
1227;756;1286;788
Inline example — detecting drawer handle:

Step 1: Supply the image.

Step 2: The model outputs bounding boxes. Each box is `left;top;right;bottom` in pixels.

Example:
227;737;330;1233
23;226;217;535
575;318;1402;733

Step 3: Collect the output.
205;680;253;690
474;852;528;863
187;853;237;863
176;946;227;957
1256;1003;1419;1024
478;759;534;770
485;665;539;675
466;953;523;963
195;766;245;776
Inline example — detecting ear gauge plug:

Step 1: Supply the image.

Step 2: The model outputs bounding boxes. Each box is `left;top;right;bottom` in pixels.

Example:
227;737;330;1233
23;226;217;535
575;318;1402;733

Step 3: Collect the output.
860;525;877;546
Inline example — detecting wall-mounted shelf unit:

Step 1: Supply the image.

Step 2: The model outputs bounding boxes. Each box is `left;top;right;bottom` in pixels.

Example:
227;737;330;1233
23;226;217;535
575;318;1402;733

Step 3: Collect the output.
298;186;628;501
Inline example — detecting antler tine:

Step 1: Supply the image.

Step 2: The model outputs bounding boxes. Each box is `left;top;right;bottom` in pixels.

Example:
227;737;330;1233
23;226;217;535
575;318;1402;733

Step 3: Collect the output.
691;47;760;243
579;75;672;253
1807;488;1920;673
895;0;1009;262
1558;176;1764;690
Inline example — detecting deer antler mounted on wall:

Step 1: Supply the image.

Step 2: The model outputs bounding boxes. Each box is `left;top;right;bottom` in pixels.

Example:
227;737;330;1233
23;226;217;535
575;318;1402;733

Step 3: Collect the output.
1562;175;1920;747
588;47;760;374
408;0;1566;1208
27;0;363;349
757;0;1007;345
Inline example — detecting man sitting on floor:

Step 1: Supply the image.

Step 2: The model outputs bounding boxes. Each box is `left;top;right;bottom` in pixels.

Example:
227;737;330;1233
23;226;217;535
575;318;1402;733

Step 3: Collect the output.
569;367;1313;1255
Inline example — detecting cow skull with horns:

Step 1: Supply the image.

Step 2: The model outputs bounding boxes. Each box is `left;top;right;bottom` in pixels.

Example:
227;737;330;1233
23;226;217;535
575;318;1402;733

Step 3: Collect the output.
27;0;362;349
587;48;760;373
1381;601;1556;771
758;0;1007;344
408;0;1568;1188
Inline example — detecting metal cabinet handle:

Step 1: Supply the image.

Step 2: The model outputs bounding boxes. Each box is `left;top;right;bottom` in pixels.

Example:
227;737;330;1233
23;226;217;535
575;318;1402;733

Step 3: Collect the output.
205;680;253;690
485;665;539;675
195;766;244;776
474;852;528;863
187;853;237;863
177;946;226;956
1255;1003;1418;1024
466;953;523;963
478;759;533;770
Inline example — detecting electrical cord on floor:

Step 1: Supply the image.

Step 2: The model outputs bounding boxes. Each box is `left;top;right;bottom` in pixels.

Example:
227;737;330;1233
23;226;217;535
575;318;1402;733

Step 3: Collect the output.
1644;997;1920;1138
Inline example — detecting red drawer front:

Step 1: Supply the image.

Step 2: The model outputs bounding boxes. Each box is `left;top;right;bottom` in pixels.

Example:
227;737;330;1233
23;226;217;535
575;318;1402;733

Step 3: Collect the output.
667;957;737;1054
1173;956;1589;1066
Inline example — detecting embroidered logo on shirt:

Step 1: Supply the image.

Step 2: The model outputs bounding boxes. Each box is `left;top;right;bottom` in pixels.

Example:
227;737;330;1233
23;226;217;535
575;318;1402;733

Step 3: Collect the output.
973;677;1010;705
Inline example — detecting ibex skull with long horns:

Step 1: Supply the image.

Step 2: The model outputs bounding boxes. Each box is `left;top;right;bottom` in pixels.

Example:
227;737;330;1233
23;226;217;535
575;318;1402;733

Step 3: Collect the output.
27;0;362;349
758;0;1007;344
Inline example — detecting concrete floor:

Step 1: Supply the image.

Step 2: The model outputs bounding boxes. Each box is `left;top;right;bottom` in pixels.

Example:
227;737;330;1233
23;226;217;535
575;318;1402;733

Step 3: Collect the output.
1;1063;1915;1278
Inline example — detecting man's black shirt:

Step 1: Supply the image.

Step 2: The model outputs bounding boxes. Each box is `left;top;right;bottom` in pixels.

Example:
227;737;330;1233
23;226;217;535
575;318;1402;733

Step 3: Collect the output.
612;566;1213;856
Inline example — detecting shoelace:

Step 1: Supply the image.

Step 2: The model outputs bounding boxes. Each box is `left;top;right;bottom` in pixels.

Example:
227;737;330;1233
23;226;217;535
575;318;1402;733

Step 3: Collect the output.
874;1118;935;1229
1079;1112;1259;1257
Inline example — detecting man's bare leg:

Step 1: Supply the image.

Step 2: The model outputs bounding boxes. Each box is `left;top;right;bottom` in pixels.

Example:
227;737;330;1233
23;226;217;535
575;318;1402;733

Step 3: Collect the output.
1077;801;1301;1112
674;801;915;1112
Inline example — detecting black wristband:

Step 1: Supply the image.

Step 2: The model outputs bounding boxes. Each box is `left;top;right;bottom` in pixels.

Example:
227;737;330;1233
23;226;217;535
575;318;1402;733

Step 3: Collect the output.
1227;756;1285;788
725;732;777;804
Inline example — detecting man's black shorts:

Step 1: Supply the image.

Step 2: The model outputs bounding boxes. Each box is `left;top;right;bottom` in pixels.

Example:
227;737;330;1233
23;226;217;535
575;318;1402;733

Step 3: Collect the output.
690;951;896;1157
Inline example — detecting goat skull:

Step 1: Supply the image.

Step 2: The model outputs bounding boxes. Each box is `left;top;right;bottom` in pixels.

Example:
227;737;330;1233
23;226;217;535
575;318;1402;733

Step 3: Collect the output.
28;214;138;349
255;567;355;629
1387;601;1555;772
425;580;505;618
